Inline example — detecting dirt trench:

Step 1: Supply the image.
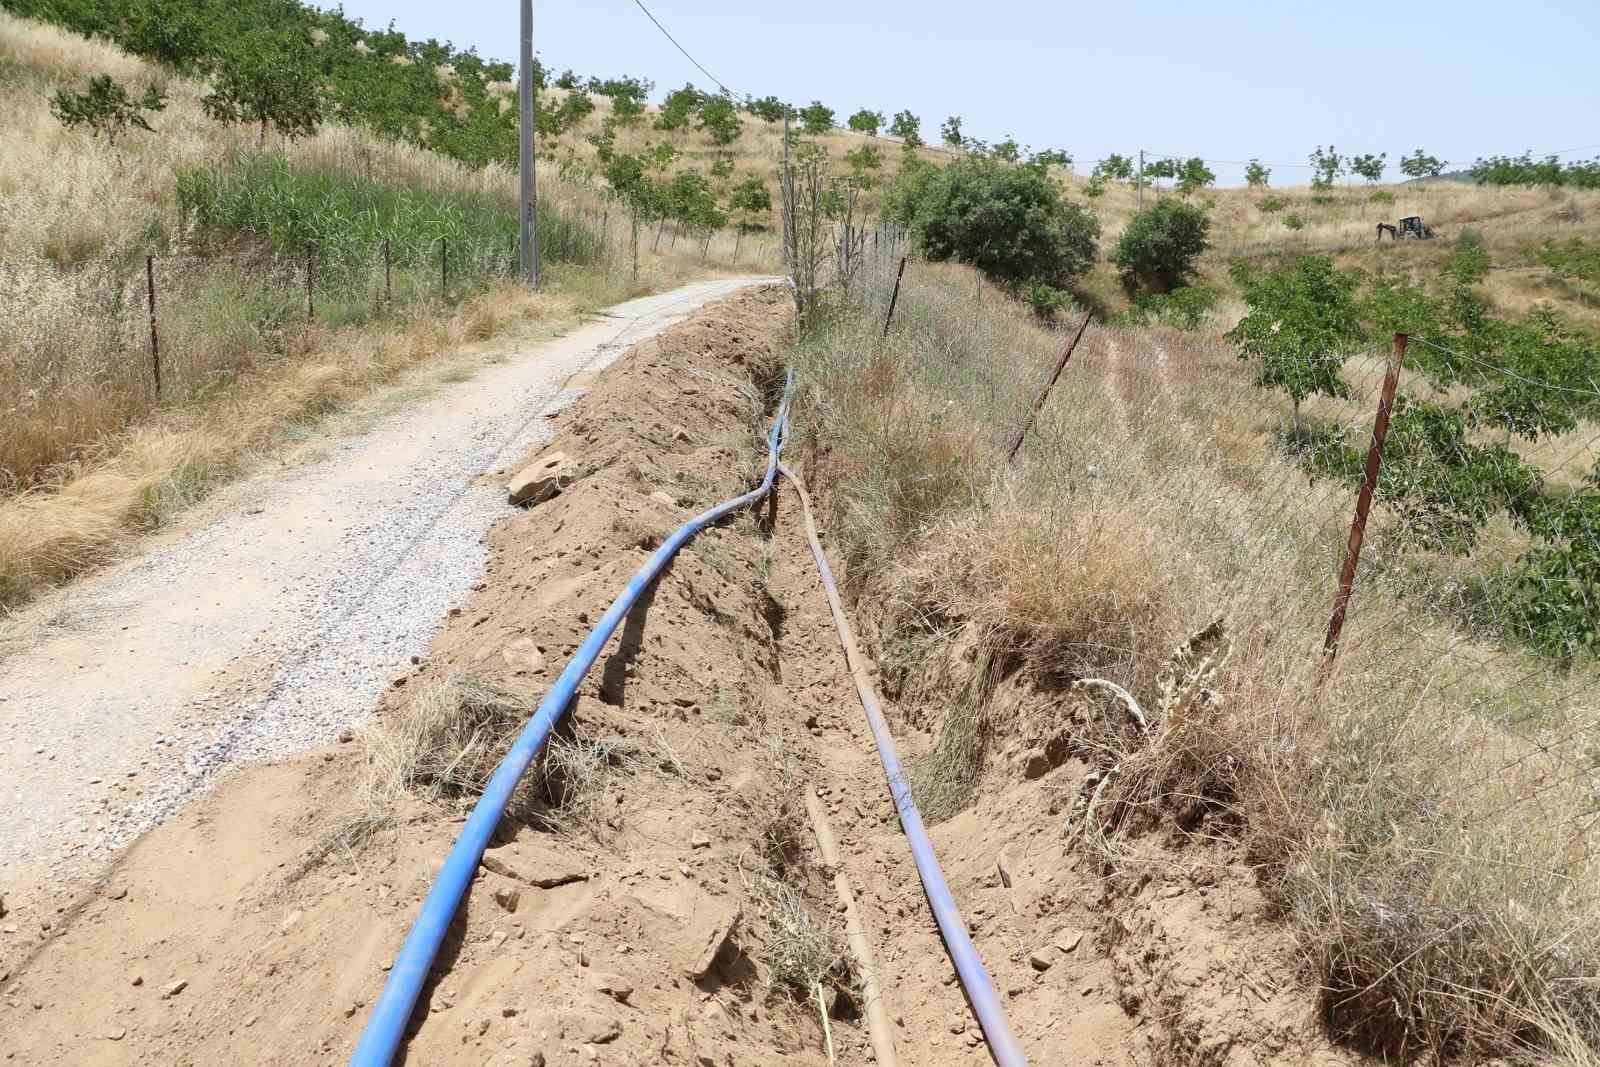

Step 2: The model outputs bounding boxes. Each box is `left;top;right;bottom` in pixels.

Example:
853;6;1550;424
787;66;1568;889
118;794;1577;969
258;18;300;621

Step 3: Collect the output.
0;283;1355;1067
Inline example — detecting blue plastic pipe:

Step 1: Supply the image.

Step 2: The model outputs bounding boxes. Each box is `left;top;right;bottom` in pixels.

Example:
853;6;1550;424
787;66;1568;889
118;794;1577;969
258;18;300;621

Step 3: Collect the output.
779;462;1029;1067
350;373;793;1066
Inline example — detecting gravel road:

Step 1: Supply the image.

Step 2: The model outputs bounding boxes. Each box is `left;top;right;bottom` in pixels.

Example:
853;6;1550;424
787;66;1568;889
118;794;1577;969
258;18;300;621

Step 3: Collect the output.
0;276;774;899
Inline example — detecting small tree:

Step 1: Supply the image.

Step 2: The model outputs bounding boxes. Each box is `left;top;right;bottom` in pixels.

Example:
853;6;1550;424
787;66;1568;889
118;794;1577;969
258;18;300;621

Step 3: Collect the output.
1245;159;1271;187
1351;152;1387;184
697;94;742;146
910;156;1100;287
747;95;788;123
888;109;921;145
1309;144;1344;190
799;101;834;135
1029;148;1071;169
729;173;772;226
940;115;962;147
202;36;323;145
1175;157;1216;195
123;0;206;71
1400;149;1447;179
847;108;884;137
992;136;1022;163
1093;154;1135;182
656;83;702;131
51;74;166;144
843;143;882;190
1227;255;1364;430
1144;157;1177;187
1110;199;1211;293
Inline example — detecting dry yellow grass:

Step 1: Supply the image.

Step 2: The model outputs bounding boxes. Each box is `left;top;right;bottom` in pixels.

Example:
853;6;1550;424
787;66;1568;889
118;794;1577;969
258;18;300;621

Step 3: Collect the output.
0;12;779;609
793;255;1600;1059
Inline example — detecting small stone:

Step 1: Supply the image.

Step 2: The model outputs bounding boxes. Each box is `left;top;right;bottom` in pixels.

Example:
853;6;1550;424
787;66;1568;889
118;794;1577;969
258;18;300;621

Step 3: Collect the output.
163;979;187;999
281;909;303;933
104;885;127;900
648;490;676;508
591;973;633;1004
1158;885;1184;899
390;674;408;689
131;975;144;987
1080;983;1096;997
1056;929;1084;954
501;1005;518;1018
1028;951;1053;972
689;831;711;850
477;1017;492;1037
1022;750;1053;780
500;639;546;675
670;425;692;444
493;887;521;913
337;727;356;744
104;1027;127;1041
508;452;574;506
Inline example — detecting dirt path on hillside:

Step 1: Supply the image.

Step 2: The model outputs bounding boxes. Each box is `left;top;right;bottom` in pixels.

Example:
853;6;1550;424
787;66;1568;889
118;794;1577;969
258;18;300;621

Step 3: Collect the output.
0;276;774;913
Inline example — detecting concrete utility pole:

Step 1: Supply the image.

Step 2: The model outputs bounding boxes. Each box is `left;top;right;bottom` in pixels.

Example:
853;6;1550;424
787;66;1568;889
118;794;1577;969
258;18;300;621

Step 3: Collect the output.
519;0;540;288
1137;149;1144;211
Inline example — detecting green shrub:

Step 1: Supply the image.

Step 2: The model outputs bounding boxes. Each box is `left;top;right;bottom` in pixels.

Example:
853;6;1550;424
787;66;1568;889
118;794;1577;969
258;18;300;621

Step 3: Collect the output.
1118;286;1217;331
1227;255;1364;426
1022;281;1071;321
50;73;166;144
1283;213;1306;231
1110;199;1210;293
1258;196;1285;214
903;157;1099;288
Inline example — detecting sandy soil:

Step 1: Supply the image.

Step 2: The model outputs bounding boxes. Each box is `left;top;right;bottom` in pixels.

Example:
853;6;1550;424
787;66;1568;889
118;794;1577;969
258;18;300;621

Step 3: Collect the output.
0;285;1364;1066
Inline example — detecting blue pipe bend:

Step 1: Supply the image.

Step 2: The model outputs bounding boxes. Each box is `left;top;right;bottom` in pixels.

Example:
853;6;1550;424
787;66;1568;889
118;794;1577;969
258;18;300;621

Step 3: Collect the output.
350;372;794;1066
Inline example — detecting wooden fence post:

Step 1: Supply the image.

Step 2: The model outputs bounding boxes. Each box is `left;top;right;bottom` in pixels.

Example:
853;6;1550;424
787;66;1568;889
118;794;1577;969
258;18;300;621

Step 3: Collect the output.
146;254;160;399
1322;333;1409;666
1004;311;1093;462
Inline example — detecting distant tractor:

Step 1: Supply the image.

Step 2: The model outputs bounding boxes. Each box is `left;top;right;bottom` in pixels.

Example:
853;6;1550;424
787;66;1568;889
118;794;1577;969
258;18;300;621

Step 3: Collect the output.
1377;215;1437;241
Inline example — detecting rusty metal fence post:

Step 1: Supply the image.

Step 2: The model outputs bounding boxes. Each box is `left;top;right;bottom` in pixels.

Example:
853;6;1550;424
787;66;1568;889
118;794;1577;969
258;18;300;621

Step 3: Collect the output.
881;256;906;340
441;237;449;297
145;254;161;399
1322;332;1409;666
1004;311;1093;462
383;238;392;305
305;244;315;321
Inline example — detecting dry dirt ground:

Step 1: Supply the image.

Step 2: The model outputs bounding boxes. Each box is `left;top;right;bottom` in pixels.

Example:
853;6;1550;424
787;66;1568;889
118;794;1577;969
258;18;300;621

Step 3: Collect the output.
0;286;1363;1066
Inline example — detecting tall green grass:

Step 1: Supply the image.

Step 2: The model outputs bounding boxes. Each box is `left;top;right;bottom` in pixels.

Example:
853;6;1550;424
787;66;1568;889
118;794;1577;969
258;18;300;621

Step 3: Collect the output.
176;152;603;289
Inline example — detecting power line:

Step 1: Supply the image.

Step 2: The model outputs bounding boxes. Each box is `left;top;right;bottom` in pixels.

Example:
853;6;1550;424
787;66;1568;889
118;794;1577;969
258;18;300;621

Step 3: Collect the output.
628;0;735;97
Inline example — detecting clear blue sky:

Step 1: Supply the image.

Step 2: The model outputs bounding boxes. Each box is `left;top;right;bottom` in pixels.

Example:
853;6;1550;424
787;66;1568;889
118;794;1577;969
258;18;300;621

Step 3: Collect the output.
333;0;1600;186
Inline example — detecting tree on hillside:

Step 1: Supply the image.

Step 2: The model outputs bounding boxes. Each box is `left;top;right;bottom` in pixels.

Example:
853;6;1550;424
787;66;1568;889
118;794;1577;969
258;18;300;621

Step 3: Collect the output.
1401;149;1448;179
1175;157;1216;195
747;95;788;123
123;0;207;72
1144;157;1177;188
656;82;702;131
908;156;1100;287
729;173;772;227
1351;152;1387;184
51;74;167;145
1245;159;1271;187
1110;200;1210;293
843;143;883;189
698;94;742;146
1309;144;1344;189
1227;255;1364;430
847;109;884;137
940;115;963;147
799;101;834;135
1093;154;1135;182
888;110;921;145
992;136;1023;163
554;69;581;90
202;33;323;145
1030;148;1072;169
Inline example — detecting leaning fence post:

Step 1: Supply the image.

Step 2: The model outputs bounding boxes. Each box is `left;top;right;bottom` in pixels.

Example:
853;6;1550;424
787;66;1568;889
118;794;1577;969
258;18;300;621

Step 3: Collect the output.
441;238;448;297
1322;333;1409;667
881;256;907;339
1004;311;1093;462
146;254;161;399
306;244;315;321
383;238;392;305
